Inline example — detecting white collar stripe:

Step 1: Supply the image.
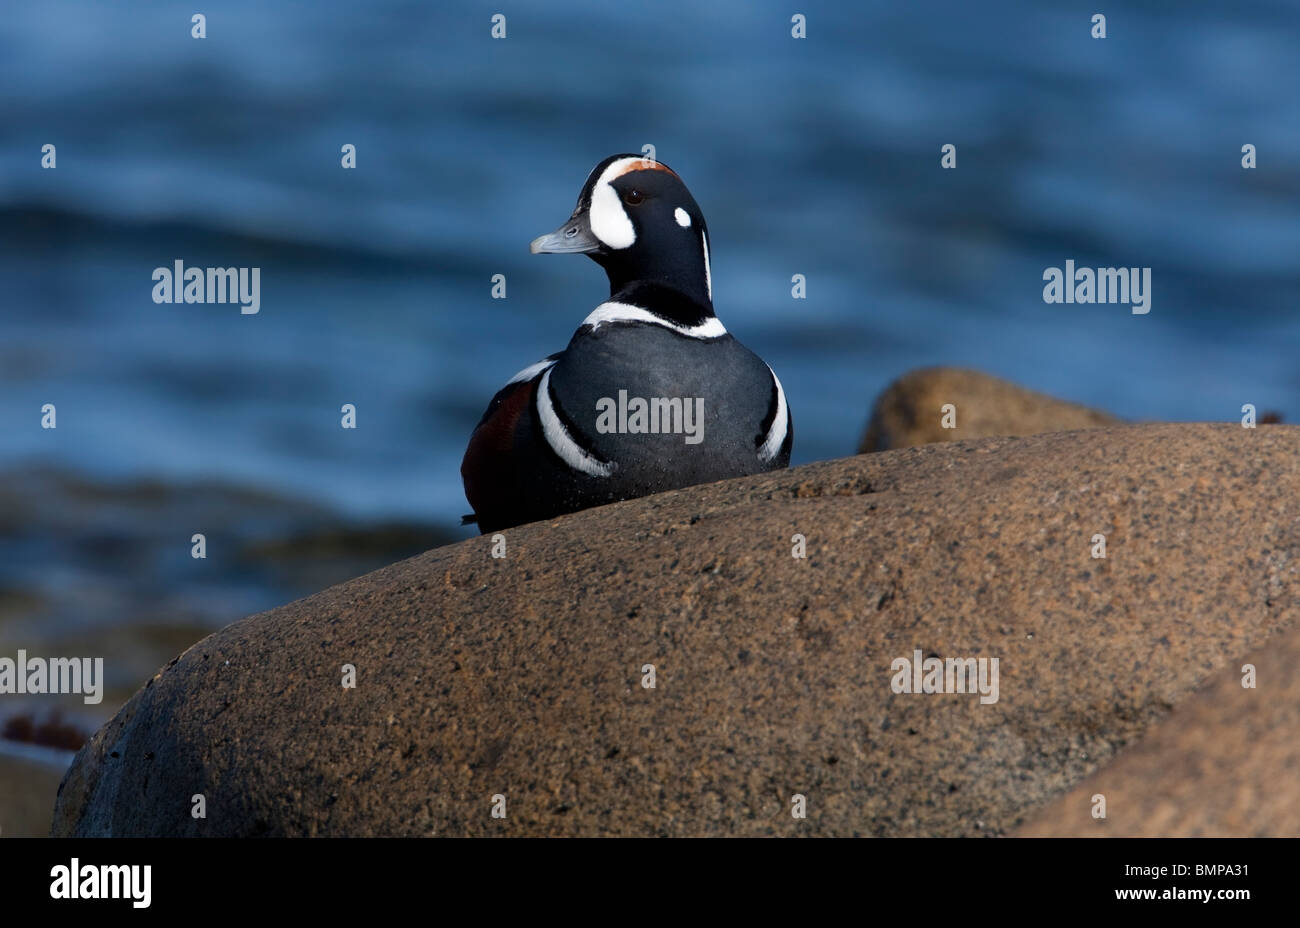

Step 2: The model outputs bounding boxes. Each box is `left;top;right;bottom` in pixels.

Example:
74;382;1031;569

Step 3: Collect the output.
581;301;727;340
536;366;616;477
758;365;788;463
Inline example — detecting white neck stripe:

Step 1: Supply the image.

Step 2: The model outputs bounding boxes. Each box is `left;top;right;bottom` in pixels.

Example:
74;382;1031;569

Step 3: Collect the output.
702;231;712;302
581;301;727;340
758;365;789;463
536;366;616;477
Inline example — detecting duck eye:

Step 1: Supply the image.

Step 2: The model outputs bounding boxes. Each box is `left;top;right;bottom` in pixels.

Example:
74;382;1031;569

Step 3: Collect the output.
621;188;645;206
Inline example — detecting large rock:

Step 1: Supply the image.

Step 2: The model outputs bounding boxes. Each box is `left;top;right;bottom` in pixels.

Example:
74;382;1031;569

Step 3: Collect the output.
859;367;1119;452
53;424;1300;836
1016;621;1300;837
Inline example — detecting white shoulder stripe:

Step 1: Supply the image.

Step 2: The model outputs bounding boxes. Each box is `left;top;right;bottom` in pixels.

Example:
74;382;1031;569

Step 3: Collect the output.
506;358;556;386
536;366;616;478
758;365;789;463
581;301;727;340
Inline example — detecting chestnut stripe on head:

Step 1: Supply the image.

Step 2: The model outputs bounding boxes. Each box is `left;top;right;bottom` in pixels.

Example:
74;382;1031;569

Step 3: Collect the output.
613;158;678;180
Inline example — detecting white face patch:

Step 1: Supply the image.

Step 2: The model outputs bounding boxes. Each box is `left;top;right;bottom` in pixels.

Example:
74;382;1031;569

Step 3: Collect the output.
587;156;644;250
674;207;691;227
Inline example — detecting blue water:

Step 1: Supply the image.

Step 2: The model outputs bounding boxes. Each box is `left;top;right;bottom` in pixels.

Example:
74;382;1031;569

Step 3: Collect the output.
2;0;1298;526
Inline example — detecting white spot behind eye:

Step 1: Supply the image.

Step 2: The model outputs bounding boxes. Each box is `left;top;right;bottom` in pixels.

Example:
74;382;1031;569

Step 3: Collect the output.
674;207;691;227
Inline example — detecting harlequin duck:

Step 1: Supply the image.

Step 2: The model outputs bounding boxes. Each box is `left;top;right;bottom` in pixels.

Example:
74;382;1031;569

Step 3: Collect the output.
461;154;792;533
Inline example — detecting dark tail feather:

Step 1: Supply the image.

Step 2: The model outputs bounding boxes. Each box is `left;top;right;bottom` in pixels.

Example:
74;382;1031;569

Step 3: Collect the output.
461;513;478;526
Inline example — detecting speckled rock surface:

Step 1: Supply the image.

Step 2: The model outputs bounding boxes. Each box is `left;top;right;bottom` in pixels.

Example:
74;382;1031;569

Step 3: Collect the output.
52;423;1300;836
859;366;1119;452
1015;620;1300;837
